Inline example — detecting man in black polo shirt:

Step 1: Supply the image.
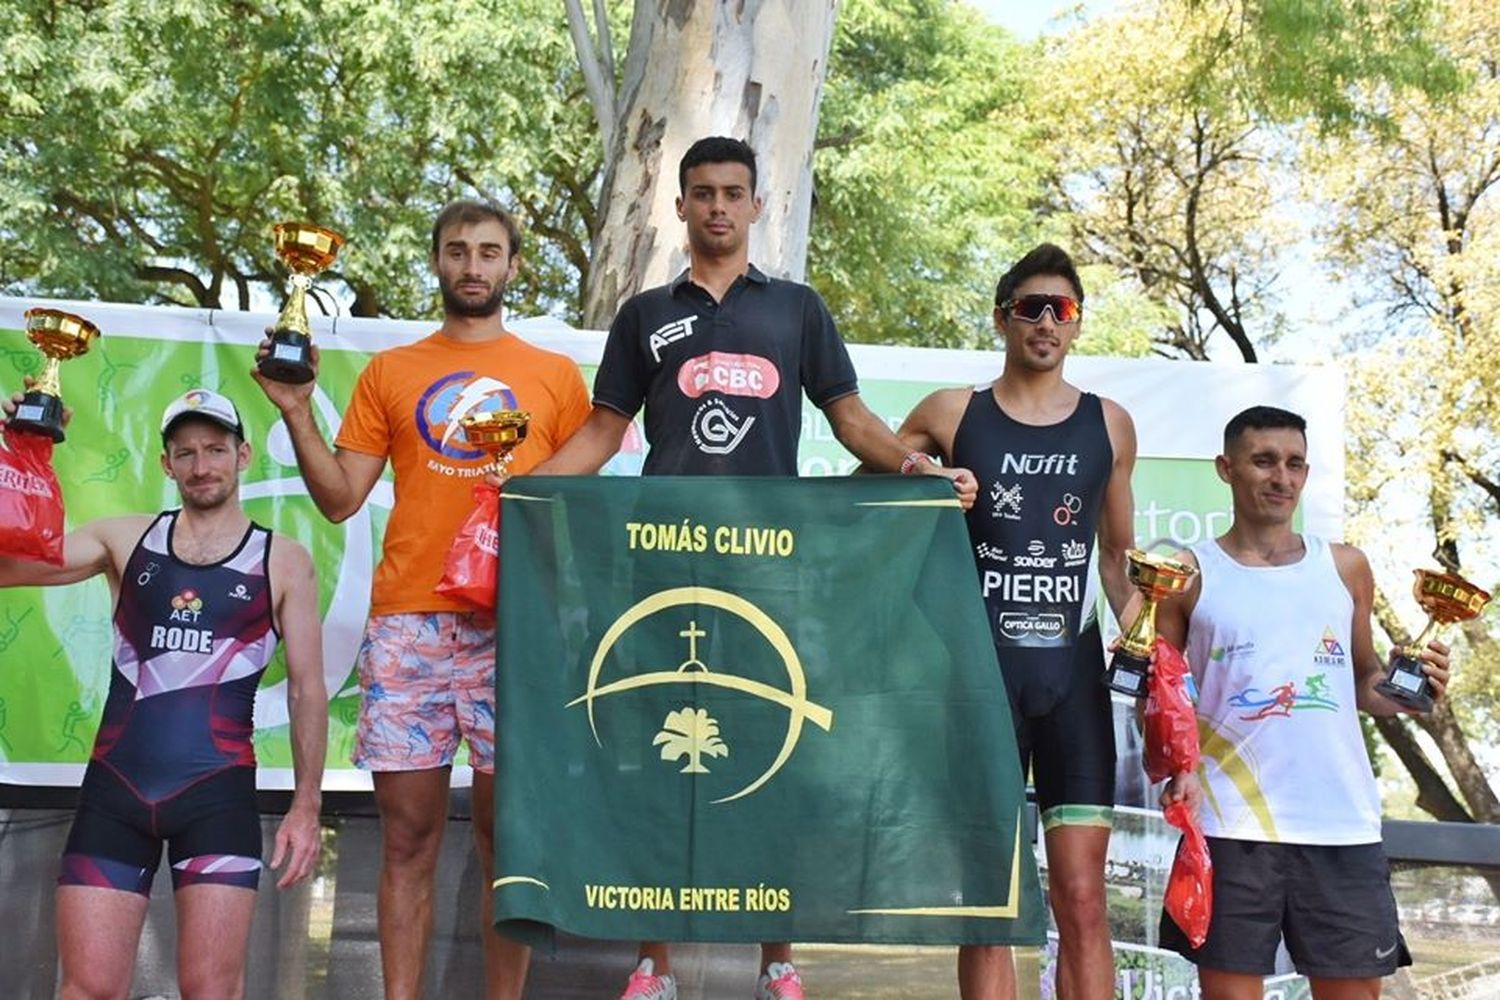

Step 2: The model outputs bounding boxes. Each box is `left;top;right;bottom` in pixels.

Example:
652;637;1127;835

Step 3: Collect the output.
536;135;977;1000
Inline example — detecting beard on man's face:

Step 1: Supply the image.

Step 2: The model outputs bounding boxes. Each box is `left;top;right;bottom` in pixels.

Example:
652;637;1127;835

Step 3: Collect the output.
178;478;235;512
439;272;506;318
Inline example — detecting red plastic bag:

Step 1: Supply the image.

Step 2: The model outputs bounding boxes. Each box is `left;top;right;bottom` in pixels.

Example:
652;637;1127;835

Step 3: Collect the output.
1164;799;1214;948
1144;636;1200;783
435;483;500;610
0;426;64;566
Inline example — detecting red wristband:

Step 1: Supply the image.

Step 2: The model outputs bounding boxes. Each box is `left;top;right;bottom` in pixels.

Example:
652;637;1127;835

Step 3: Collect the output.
900;451;933;475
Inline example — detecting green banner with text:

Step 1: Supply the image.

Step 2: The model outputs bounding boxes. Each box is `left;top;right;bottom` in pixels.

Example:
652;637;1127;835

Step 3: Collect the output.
492;474;1045;946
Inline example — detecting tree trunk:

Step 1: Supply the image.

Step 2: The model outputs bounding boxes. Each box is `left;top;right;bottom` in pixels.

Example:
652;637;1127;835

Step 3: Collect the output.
1373;715;1472;822
580;0;839;329
1416;691;1500;825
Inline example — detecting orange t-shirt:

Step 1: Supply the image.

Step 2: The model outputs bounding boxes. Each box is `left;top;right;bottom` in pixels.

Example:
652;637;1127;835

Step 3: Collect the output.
335;331;590;615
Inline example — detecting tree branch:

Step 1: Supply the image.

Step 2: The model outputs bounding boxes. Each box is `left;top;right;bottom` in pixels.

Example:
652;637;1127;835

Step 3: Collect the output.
592;0;615;85
136;264;212;307
1372;715;1472;821
564;0;618;152
1414;699;1500;825
815;129;865;151
1440;448;1500;511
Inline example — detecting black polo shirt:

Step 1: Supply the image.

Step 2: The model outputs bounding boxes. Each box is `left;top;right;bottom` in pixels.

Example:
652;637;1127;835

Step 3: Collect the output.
593;266;859;475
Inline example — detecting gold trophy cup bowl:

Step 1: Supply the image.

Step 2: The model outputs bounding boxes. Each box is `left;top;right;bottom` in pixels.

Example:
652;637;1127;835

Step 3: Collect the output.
460;410;531;478
1375;569;1491;713
11;308;102;443
1103;549;1199;696
260;221;346;384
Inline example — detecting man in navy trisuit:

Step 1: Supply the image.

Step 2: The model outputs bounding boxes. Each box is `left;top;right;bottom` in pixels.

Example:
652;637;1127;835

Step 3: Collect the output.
0;387;327;999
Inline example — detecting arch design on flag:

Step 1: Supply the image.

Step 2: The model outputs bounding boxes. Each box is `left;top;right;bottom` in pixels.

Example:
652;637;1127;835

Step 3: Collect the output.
568;586;833;803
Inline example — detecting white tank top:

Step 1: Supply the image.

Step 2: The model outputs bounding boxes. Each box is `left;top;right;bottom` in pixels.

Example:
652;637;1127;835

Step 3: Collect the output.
1185;535;1382;845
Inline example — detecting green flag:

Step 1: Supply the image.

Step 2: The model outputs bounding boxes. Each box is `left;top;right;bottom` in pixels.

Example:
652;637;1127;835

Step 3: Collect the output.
493;475;1044;946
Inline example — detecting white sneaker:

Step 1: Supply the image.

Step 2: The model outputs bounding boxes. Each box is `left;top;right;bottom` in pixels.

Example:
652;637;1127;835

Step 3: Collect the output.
620;957;678;999
754;960;805;999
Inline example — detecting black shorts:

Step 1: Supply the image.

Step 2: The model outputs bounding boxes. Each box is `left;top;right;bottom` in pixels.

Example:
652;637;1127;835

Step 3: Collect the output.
1010;623;1116;827
58;762;263;896
1159;837;1411;978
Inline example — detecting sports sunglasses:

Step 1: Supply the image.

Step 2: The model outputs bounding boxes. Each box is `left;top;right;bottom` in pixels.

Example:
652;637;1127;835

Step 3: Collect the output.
1001;294;1082;324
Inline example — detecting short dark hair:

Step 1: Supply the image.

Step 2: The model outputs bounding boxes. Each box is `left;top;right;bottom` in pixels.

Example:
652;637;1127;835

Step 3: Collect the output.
430;200;522;258
679;136;757;195
1224;405;1307;449
995;243;1085;308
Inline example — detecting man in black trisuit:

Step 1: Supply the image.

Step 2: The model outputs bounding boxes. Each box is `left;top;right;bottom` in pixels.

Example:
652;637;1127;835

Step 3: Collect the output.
895;244;1139;1000
536;135;979;1000
0;387;327;999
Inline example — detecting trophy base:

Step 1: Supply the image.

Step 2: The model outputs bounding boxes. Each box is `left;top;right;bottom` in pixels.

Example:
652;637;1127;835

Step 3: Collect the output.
1375;655;1434;713
1103;648;1151;697
259;331;315;384
7;391;65;443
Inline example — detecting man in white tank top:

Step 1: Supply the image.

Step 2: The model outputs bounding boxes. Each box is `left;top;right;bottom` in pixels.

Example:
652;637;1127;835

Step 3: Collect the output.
1154;405;1451;999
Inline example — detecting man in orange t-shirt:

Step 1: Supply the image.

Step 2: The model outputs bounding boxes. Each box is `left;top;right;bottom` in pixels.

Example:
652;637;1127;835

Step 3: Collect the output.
254;200;590;1000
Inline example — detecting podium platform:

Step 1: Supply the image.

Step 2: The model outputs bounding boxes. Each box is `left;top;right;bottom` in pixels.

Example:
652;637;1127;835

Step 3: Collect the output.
0;809;971;999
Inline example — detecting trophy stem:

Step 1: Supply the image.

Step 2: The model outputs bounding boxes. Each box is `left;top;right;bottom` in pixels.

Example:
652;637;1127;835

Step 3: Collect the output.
1119;597;1159;657
278;273;313;338
1405;618;1441;656
489;453;515;480
34;356;62;398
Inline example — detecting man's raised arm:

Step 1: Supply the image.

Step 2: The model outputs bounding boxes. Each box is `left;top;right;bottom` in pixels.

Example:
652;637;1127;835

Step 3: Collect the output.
253;343;386;523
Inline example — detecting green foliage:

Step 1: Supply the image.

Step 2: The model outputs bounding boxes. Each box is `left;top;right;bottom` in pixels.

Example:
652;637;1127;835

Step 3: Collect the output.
0;0;596;319
808;0;1049;348
0;0;1466;362
1314;0;1500;760
1070;266;1166;358
1452;611;1500;751
1;0;1063;347
1207;0;1462;128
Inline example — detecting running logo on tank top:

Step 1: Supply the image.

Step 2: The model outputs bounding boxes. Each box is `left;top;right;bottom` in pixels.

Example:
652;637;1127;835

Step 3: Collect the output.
1228;673;1340;721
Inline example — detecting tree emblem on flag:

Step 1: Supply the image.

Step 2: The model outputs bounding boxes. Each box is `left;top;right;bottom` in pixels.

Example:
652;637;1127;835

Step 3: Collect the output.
654;707;729;773
569;586;834;802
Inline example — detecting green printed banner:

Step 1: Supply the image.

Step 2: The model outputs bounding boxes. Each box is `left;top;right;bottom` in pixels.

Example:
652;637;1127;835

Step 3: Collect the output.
0;316;378;785
1;295;1344;793
492;474;1046;945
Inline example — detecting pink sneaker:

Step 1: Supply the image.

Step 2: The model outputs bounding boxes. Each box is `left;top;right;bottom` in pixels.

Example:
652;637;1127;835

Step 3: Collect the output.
620;957;677;999
754;961;805;1000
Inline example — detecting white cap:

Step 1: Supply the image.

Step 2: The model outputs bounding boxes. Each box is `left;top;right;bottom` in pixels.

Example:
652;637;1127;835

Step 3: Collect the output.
160;388;245;441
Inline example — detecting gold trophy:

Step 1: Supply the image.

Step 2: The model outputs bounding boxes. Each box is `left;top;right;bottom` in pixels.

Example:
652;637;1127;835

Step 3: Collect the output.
1375;569;1491;713
434;409;531;607
260;222;345;384
11;308;101;442
460;410;531;478
1103;549;1199;696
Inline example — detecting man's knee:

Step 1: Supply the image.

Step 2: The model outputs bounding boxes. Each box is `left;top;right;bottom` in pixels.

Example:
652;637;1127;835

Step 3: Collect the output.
1049;871;1107;926
381;813;445;868
178;961;245;1000
375;785;447;867
60;972;129;1000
